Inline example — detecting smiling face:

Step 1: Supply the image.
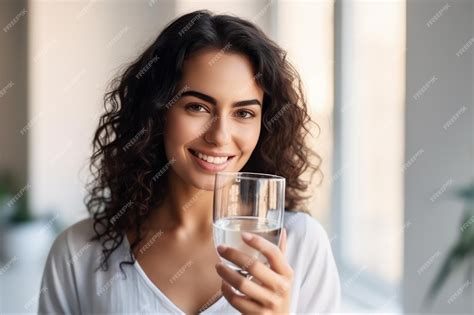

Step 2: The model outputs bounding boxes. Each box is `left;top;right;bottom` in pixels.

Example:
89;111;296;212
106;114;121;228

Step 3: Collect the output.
163;48;264;191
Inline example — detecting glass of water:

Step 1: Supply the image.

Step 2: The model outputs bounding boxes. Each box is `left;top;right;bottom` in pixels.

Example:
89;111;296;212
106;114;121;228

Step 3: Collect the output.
213;172;286;278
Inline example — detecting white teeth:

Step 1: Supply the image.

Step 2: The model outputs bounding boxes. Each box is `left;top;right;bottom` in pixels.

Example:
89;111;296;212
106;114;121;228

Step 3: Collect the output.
195;151;229;164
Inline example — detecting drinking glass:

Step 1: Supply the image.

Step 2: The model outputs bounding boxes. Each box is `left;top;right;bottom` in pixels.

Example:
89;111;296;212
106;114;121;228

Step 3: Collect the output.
213;172;285;279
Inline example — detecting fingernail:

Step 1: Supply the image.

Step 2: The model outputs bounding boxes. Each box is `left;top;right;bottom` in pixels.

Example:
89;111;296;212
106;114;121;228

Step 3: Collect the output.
217;245;227;254
241;232;253;241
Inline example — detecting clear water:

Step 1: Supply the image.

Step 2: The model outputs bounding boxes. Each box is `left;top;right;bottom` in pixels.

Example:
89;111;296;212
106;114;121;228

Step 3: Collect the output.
213;216;281;276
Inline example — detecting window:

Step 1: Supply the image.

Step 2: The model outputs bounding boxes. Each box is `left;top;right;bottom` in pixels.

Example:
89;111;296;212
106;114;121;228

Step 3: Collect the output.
332;0;406;311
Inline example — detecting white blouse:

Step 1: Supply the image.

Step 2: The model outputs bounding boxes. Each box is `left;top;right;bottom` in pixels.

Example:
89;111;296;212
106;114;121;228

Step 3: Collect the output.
38;211;341;314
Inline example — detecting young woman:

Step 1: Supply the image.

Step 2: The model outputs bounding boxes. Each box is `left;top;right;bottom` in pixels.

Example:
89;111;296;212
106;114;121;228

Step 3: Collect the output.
39;10;341;314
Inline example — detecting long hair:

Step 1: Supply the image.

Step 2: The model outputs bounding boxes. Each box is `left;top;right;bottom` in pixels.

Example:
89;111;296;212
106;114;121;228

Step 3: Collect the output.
86;9;321;272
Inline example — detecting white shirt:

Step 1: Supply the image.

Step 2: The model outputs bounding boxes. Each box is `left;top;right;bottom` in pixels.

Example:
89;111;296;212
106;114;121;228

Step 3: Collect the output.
38;211;341;314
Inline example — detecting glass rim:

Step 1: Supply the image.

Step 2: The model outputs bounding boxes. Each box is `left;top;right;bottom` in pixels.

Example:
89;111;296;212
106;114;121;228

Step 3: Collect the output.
215;171;285;181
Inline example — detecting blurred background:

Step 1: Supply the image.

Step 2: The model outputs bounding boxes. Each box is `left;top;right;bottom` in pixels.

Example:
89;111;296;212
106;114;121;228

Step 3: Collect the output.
0;0;472;313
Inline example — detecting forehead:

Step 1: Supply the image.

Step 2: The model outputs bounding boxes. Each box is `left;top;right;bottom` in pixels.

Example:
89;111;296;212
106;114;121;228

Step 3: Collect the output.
179;48;264;102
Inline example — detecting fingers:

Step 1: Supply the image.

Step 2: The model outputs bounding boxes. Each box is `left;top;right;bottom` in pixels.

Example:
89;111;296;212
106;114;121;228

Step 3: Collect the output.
221;281;261;313
215;262;277;308
241;231;293;277
216;245;290;295
215;230;294;313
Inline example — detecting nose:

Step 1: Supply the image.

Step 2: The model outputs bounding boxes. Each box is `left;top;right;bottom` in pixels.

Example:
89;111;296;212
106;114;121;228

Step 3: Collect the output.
203;114;231;146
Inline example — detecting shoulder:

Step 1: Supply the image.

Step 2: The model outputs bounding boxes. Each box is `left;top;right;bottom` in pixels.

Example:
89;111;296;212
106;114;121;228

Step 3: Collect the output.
283;211;341;312
39;218;102;313
51;217;96;250
283;210;336;268
46;217;100;265
284;210;331;248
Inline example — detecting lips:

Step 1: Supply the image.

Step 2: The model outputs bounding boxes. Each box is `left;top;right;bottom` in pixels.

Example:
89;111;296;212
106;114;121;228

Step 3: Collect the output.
189;149;235;162
188;149;237;172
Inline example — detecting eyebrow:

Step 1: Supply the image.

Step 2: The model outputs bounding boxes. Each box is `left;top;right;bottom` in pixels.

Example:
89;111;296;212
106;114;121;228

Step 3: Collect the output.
180;90;262;107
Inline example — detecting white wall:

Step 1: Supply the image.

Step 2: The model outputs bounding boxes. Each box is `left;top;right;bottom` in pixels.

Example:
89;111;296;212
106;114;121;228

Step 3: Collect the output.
28;0;176;224
404;0;474;313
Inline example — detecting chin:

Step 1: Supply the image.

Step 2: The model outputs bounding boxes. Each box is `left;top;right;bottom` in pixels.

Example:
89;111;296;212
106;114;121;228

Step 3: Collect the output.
189;173;216;191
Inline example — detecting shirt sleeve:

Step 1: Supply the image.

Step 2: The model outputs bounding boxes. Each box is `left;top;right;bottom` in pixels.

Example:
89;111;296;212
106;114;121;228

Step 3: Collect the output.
296;215;341;313
38;231;81;315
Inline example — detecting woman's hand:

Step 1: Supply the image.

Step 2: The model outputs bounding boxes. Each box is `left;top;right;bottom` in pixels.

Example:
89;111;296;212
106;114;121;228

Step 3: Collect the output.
215;228;293;314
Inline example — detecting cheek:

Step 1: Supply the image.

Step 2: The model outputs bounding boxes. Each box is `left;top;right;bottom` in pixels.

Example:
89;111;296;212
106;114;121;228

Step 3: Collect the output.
234;121;261;156
163;111;206;156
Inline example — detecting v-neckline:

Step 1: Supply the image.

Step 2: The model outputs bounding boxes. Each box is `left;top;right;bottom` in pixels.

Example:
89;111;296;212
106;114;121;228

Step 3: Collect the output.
123;233;227;314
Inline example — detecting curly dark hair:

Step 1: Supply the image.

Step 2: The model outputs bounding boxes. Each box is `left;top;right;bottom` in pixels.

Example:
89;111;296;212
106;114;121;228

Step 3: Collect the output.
86;9;321;272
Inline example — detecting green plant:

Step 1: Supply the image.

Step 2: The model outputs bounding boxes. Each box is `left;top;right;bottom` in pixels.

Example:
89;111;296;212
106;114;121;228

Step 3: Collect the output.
0;172;33;224
0;173;11;199
9;192;32;223
426;180;474;303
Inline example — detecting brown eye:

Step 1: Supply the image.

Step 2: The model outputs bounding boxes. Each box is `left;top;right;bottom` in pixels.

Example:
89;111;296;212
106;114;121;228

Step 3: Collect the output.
235;110;255;119
185;103;209;113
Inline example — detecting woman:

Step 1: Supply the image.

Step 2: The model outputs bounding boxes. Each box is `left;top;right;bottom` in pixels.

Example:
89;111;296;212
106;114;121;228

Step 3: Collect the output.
39;10;341;314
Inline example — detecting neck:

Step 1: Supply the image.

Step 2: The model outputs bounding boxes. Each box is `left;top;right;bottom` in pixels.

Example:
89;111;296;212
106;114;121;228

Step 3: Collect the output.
147;171;214;239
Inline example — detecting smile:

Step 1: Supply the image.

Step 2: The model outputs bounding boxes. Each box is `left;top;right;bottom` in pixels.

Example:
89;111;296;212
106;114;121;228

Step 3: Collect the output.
188;149;237;172
189;149;235;164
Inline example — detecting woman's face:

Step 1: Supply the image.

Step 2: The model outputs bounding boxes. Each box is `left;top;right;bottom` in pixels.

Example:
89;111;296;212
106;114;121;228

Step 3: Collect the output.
163;48;264;191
